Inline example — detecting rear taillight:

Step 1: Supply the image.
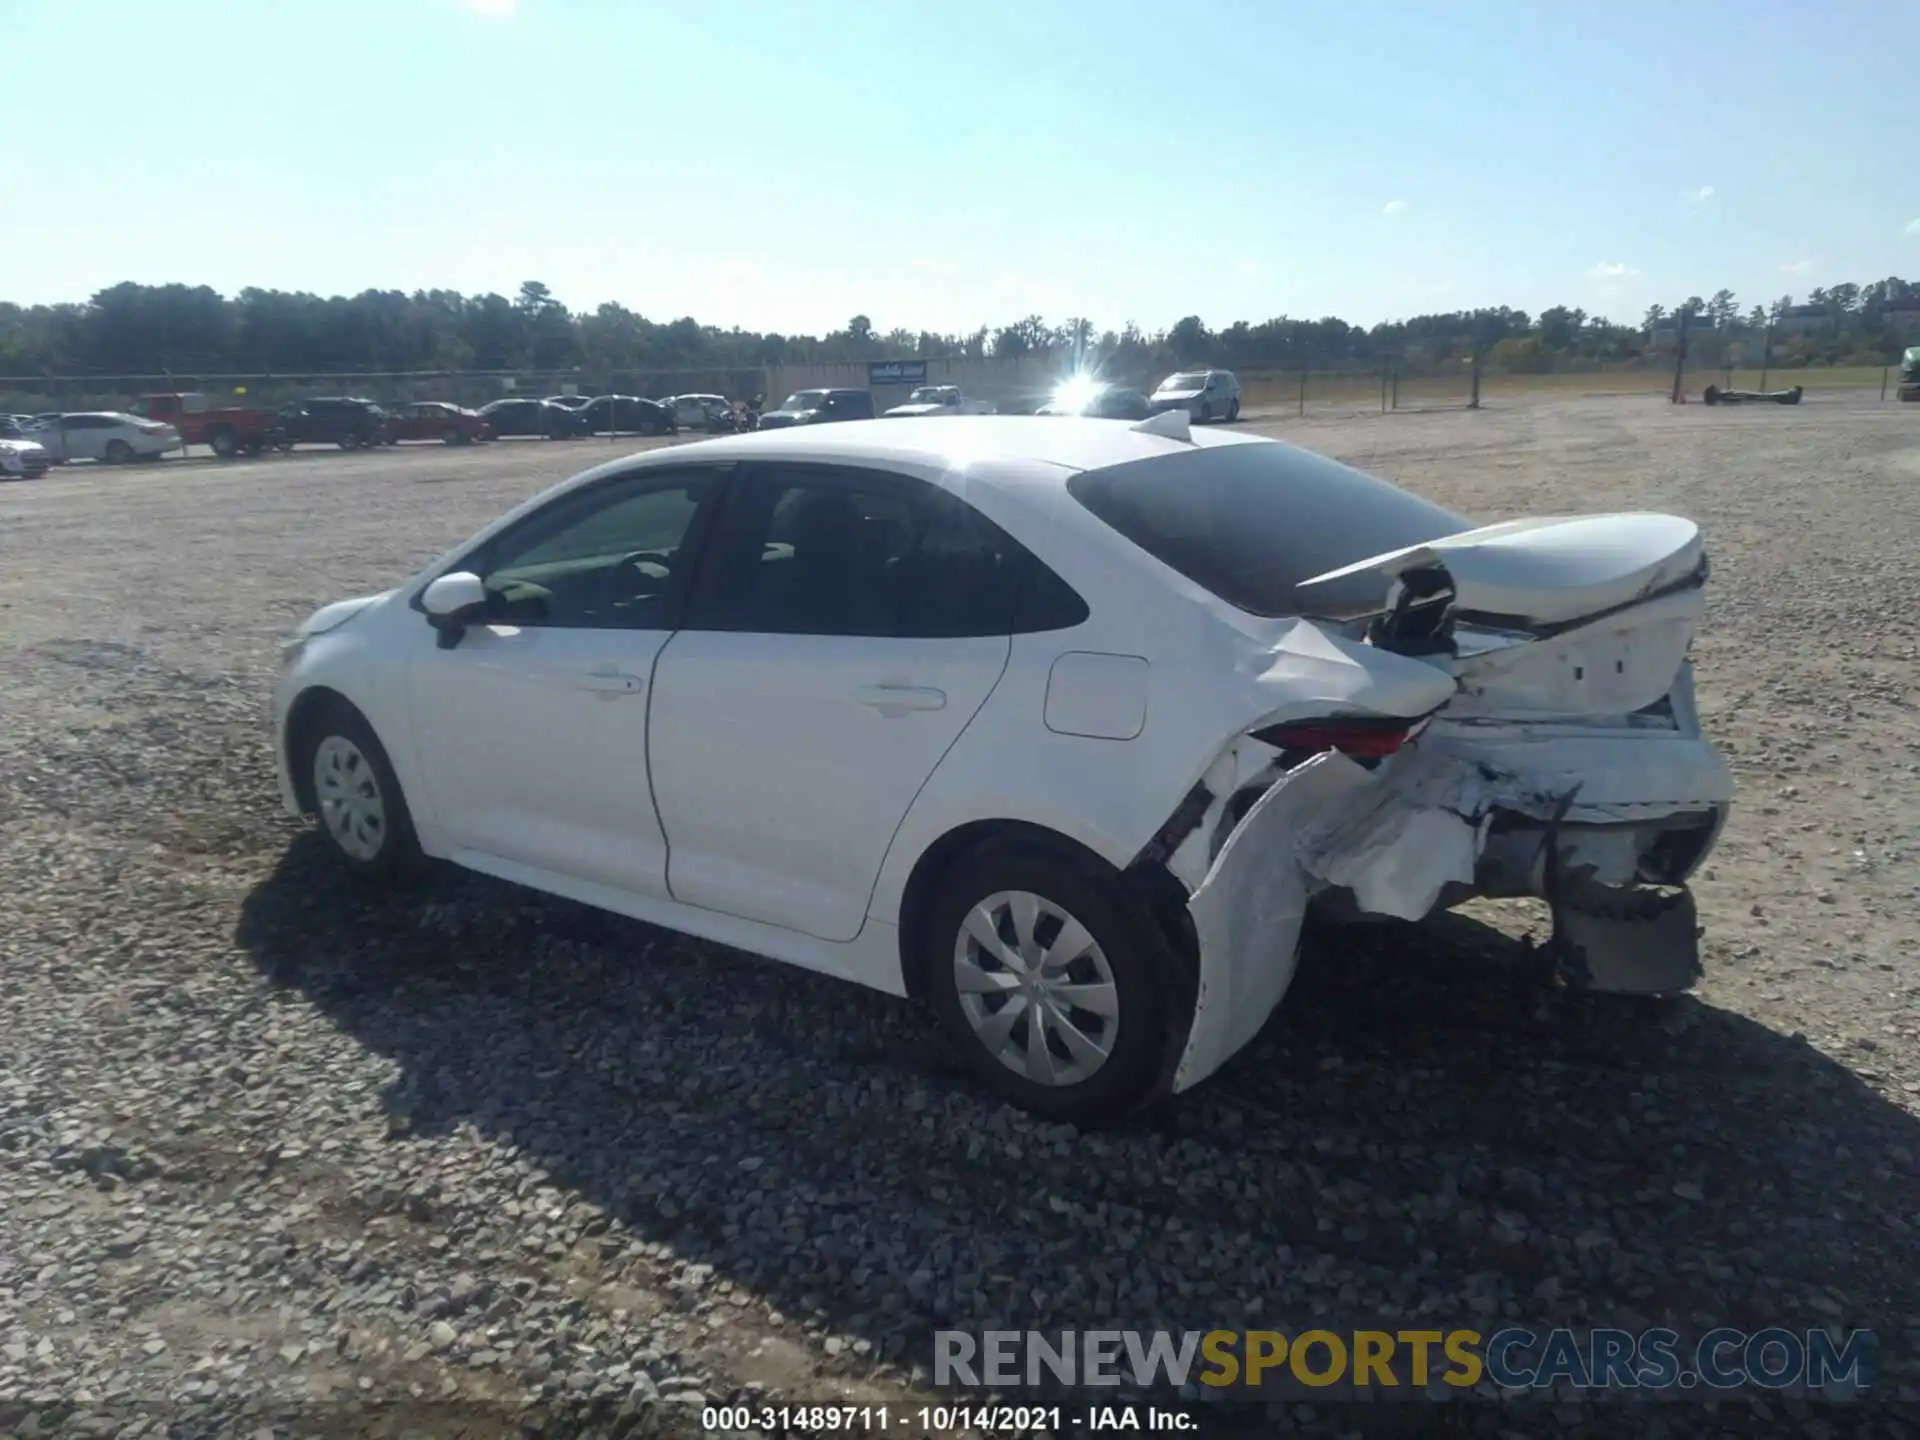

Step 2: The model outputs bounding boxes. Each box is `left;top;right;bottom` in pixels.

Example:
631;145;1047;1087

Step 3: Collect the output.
1250;716;1422;758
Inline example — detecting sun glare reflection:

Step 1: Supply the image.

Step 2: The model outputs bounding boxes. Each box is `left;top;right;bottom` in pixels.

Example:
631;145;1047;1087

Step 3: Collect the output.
1051;373;1104;413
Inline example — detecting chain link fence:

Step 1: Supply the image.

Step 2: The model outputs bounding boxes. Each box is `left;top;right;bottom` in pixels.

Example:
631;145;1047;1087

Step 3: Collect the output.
2;355;1900;426
0;367;773;417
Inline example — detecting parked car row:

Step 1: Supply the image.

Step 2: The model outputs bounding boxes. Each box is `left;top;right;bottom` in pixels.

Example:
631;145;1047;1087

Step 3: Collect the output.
1;372;1245;479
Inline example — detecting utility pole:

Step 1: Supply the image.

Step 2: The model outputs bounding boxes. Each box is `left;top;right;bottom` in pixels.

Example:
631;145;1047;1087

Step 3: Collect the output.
1670;310;1691;404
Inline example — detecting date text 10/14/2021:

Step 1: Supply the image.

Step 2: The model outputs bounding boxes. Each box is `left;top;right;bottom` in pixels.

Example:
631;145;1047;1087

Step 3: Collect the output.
701;1406;1190;1432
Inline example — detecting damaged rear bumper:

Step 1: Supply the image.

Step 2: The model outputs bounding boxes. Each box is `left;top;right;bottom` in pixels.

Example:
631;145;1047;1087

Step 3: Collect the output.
1169;729;1731;1093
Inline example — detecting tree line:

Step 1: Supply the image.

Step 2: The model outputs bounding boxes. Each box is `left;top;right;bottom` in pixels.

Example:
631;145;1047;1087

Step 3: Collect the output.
1;275;1913;382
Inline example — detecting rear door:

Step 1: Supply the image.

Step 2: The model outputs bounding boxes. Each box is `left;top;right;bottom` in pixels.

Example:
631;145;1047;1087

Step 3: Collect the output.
647;463;1015;942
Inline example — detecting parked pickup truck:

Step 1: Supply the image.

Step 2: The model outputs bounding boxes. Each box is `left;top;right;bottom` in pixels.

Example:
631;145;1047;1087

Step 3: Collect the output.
881;385;996;417
129;392;283;458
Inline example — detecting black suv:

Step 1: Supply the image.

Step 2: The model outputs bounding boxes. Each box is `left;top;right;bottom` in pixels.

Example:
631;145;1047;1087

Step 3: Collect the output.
756;388;876;429
278;397;391;450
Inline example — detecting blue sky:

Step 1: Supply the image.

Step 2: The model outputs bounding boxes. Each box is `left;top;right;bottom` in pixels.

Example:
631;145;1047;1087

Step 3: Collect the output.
7;0;1916;335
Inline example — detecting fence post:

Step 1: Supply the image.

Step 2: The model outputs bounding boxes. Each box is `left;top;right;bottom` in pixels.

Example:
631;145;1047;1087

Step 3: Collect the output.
1882;365;1889;402
1759;328;1771;392
1379;360;1387;414
1391;364;1400;411
1297;370;1306;418
1670;312;1690;404
1468;351;1481;410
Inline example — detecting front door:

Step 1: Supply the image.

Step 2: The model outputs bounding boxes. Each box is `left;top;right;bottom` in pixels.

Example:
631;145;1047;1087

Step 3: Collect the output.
648;462;1016;943
406;465;723;897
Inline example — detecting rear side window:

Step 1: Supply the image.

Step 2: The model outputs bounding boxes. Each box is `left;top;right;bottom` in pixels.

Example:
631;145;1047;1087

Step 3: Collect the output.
1066;442;1469;619
685;463;1086;639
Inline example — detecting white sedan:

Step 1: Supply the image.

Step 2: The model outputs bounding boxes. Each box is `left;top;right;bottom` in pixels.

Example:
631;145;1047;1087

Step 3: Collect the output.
0;419;52;479
31;411;182;463
273;412;1730;1120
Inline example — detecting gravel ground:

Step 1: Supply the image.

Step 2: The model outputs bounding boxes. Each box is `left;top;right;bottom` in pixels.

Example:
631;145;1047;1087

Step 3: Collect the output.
2;401;1917;1439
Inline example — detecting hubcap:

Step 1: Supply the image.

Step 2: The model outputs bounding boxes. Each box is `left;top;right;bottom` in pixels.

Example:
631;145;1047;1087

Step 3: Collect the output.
313;735;386;861
953;890;1119;1087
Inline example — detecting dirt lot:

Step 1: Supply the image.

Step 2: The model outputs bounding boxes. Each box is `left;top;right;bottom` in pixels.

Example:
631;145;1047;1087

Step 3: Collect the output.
2;399;1917;1438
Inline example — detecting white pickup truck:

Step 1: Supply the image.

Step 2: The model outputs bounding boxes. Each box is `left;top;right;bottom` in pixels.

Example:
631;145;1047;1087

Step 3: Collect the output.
881;385;996;418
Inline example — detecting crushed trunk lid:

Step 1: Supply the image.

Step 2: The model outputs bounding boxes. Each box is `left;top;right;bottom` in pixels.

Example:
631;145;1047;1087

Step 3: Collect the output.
1299;513;1709;720
1299;513;1704;629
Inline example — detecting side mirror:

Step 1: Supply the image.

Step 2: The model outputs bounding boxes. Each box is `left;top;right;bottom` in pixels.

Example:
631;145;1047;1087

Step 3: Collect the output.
421;571;487;649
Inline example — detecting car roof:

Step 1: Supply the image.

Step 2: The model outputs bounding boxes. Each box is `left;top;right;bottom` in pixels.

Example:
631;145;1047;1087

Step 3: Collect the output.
570;415;1268;492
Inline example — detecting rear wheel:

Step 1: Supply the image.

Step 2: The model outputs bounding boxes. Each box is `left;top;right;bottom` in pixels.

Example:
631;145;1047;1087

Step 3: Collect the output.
442;426;462;445
297;699;424;883
209;426;240;458
104;439;134;464
924;840;1173;1122
1227;398;1241;422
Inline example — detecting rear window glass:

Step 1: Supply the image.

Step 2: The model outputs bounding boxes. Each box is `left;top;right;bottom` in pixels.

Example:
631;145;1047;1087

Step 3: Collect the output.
1066;441;1470;619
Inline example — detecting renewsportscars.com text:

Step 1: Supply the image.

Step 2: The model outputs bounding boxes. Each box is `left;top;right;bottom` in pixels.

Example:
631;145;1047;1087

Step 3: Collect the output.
935;1327;1873;1398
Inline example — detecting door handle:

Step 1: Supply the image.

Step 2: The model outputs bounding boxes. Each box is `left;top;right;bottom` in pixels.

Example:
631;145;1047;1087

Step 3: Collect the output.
577;670;644;696
853;684;947;717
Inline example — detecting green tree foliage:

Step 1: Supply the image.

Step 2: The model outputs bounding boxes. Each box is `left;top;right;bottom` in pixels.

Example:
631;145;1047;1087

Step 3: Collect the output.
0;275;1910;381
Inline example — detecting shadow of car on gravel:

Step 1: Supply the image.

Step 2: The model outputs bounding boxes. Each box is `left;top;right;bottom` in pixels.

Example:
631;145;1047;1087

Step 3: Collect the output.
235;835;1920;1419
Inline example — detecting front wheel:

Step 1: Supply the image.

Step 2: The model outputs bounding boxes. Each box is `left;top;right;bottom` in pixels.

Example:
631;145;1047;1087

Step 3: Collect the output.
104;440;134;464
1227;398;1240;422
924;841;1174;1123
210;426;240;458
298;699;424;883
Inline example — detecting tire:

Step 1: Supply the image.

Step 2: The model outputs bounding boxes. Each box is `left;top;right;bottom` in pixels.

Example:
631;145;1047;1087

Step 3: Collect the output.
209;426;240;458
243;437;265;456
1195;402;1211;423
923;839;1175;1122
104;440;134;464
1227;398;1240;422
442;427;462;445
336;435;360;450
296;698;424;884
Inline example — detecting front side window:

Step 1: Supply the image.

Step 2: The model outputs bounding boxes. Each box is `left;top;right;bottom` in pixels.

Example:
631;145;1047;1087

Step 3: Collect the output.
465;470;717;630
1162;372;1210;391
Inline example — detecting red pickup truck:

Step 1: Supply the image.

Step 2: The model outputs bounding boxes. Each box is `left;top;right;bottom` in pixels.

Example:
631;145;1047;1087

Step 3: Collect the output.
128;393;284;459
